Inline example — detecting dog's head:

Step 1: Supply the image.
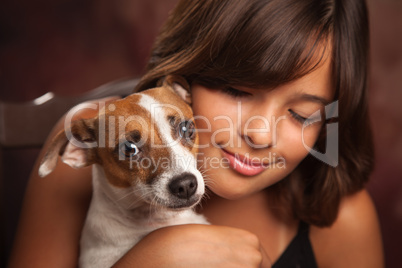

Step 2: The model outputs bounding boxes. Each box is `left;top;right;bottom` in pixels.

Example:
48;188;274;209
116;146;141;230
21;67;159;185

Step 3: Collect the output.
39;75;204;210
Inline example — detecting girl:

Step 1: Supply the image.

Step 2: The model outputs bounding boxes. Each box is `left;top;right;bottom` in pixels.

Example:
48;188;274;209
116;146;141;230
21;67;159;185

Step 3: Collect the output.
10;0;384;267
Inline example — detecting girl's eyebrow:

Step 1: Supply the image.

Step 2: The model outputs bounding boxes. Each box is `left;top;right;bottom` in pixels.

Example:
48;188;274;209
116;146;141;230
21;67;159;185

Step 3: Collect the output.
293;92;330;106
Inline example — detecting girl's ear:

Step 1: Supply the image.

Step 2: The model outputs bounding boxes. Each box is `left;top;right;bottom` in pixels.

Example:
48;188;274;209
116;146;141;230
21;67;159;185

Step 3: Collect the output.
160;75;192;105
38;118;97;177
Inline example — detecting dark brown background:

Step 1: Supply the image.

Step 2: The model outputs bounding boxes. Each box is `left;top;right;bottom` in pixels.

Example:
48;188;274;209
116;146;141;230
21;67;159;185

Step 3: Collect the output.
0;0;401;267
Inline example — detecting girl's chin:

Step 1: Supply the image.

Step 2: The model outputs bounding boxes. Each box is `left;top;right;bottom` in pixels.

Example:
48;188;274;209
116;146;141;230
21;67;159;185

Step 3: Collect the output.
205;168;288;200
207;181;261;200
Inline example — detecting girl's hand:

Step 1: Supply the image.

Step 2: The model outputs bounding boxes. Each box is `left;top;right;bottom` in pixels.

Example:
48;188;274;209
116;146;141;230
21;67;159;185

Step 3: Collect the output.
113;224;271;268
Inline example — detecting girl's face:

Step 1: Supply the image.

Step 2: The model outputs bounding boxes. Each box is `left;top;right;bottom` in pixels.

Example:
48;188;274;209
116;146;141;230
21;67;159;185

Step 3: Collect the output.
191;56;334;200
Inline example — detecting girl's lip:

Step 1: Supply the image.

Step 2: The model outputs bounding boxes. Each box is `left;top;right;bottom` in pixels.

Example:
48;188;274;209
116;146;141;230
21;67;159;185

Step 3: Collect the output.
220;148;271;176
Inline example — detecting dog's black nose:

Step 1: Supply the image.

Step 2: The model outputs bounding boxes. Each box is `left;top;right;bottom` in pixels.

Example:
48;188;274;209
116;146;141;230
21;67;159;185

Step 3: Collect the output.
169;174;198;199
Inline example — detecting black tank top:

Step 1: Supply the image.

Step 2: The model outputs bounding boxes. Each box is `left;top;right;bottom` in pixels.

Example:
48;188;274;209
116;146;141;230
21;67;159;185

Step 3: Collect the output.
272;221;318;268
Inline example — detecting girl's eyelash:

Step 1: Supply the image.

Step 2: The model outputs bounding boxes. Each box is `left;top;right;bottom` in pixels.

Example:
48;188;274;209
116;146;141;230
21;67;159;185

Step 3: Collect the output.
221;87;251;98
288;109;307;123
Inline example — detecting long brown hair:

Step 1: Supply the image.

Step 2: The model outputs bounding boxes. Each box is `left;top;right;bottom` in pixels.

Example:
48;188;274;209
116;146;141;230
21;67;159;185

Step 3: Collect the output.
135;0;373;227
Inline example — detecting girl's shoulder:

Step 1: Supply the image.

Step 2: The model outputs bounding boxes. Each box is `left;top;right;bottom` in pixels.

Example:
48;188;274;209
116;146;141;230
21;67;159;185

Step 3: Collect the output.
309;189;384;268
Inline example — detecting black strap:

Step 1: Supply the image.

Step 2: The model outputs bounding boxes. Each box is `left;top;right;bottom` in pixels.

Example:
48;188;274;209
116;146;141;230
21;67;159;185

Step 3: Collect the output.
272;221;318;268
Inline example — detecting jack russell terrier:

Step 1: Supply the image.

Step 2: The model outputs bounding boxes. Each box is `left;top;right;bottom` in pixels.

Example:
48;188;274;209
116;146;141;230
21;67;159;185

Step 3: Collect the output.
39;75;208;268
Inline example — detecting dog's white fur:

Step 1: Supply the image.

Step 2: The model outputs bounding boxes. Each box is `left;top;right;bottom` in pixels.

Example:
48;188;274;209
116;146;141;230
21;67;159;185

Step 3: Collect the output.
80;165;207;268
39;77;208;268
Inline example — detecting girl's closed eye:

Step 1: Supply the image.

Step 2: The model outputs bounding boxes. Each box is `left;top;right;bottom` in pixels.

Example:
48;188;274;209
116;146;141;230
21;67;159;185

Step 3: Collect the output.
288;109;308;124
288;108;324;126
220;86;252;98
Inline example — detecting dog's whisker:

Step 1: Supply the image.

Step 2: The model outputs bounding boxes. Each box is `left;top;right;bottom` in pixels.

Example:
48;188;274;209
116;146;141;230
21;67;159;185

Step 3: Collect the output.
203;178;216;188
126;188;154;210
148;195;162;223
115;185;153;204
202;189;212;200
115;190;138;203
201;171;217;188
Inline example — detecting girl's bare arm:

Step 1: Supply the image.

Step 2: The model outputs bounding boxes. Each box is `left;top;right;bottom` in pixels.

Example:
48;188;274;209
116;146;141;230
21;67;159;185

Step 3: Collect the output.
311;189;384;268
8;97;119;268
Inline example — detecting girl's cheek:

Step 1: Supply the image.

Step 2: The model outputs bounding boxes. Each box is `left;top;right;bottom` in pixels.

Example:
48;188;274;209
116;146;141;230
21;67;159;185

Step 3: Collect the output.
281;124;321;163
301;124;323;147
283;133;308;162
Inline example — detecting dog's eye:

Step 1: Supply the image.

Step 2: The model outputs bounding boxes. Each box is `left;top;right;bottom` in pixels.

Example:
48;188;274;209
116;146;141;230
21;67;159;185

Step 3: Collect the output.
120;141;140;158
177;120;196;140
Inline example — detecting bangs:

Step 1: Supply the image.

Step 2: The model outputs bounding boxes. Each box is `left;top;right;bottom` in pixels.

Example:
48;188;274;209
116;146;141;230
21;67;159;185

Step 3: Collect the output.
193;0;333;89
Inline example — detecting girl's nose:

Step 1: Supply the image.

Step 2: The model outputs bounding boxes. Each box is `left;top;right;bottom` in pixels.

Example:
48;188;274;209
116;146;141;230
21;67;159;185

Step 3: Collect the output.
239;115;274;149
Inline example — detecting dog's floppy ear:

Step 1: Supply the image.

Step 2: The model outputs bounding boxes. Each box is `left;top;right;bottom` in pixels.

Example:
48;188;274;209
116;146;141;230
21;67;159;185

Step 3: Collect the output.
159;75;192;105
38;118;97;177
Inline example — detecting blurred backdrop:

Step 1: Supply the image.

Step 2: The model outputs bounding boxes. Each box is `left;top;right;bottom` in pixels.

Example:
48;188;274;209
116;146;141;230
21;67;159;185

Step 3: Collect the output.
0;0;401;267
